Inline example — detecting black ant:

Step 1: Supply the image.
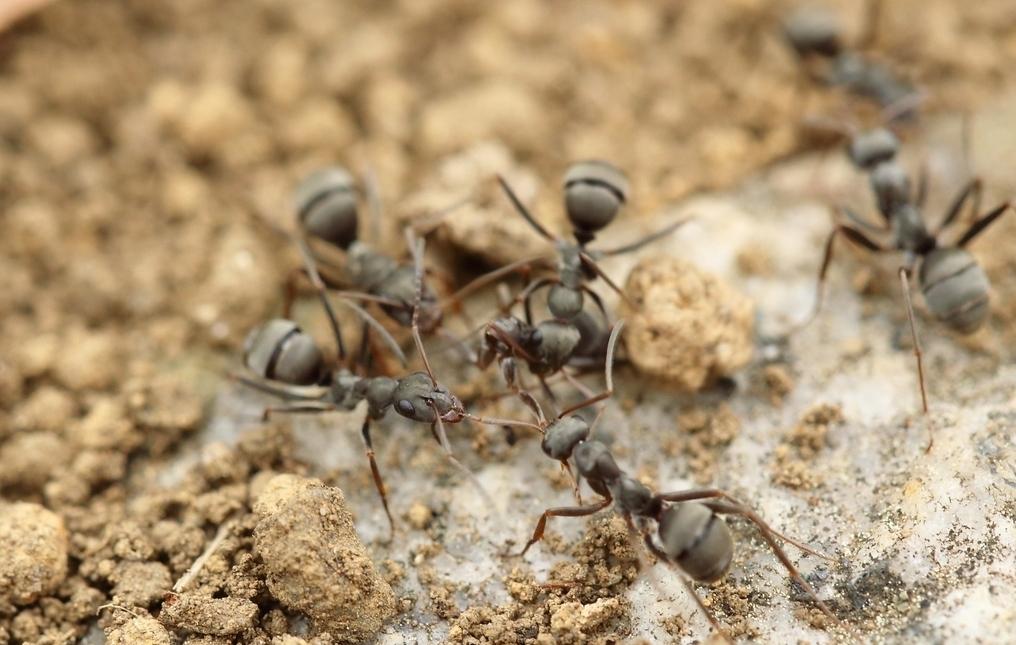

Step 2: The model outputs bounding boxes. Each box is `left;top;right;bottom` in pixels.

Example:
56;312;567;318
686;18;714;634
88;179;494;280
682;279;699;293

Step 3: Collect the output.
286;165;468;337
234;230;539;535
451;161;687;400
783;2;919;117
513;321;838;642
798;120;1011;417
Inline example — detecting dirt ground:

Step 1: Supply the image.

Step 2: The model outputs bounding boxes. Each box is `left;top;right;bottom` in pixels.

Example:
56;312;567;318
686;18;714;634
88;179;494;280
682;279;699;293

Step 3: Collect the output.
2;1;1016;644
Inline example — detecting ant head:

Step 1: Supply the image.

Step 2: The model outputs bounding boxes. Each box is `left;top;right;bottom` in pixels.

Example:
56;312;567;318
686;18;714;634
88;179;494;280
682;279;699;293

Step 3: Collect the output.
783;6;842;58
848;128;900;170
294;167;359;250
391;372;463;423
870;160;911;216
563;161;629;244
541;415;590;461
244;319;324;385
658;503;733;583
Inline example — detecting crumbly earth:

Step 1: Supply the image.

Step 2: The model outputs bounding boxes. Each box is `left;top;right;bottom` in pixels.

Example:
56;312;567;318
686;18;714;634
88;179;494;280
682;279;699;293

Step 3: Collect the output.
253;474;397;641
622;257;756;391
2;0;1016;643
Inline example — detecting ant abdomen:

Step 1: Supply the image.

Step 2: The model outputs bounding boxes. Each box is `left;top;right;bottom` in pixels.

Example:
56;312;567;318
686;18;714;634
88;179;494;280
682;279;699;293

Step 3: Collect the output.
783;6;842;58
920;248;991;334
563;160;629;242
659;503;734;584
243;319;324;385
294;167;359;250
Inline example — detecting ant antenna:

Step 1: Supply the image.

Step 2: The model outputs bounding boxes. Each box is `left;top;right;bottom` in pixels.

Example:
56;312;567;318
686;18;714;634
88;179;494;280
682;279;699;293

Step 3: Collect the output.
405;227;437;385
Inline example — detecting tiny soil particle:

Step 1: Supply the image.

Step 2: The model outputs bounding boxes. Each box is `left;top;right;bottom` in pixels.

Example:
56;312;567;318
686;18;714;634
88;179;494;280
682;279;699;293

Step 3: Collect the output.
772;403;844;490
159;593;259;636
671;404;742;484
622;256;755;391
107;615;174;645
407;500;434;530
762;363;795;406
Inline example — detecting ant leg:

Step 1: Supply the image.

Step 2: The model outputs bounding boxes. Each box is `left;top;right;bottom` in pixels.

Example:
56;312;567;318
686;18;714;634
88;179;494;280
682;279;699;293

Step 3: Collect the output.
915;162;929;209
898;266;929;414
500;357;546;425
282;267;309;318
597;216;693;256
937;178;983;235
334;296;407;368
517;495;612;556
637;529;733;644
405;228;437;384
295;237;347;361
262;401;337;421
360;417;395;537
442;255;552;309
577;251;634;307
701;500;838;621
793;221;886;331
957;201;1011;248
556;321;624;418
228;372;326;401
430;410;498;516
520;277;557;325
496;174;556;242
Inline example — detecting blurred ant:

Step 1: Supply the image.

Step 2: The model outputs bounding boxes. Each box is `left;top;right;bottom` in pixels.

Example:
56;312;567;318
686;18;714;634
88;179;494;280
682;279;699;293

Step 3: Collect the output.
783;2;919;117
235;230;539;534
286;165;468;337
797;118;1011;417
512;321;837;642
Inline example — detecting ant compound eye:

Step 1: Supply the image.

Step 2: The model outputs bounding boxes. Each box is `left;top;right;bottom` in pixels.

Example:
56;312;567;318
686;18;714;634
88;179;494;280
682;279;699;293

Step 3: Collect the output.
396;399;416;417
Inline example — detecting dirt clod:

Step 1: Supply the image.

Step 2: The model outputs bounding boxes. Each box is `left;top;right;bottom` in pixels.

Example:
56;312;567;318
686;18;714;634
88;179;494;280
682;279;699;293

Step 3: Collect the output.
107;615;174;645
623;256;754;391
160;593;259;636
253;474;396;641
0;502;69;606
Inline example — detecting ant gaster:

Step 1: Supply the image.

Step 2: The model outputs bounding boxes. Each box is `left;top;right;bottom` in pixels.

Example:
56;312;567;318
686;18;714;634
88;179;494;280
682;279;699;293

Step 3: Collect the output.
515;322;837;642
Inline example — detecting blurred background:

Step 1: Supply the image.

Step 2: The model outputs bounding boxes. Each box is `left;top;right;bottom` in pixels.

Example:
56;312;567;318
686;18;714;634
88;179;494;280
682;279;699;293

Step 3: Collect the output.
2;1;1016;643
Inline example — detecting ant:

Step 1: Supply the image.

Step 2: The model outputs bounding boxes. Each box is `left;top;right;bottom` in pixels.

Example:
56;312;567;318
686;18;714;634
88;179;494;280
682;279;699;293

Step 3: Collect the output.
783;2;919;118
286;165;467;337
452;161;688;383
513;321;837;641
798;119;1012;416
235;230;539;535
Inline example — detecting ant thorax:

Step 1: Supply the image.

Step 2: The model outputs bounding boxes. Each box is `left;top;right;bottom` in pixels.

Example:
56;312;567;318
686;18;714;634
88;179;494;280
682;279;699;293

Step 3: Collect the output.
329;369;366;411
891;204;935;254
345;242;399;292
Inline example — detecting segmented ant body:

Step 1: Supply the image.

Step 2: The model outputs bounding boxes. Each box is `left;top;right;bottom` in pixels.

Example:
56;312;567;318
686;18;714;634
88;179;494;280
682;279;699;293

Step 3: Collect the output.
515;322;836;641
802;124;1011;414
783;4;918;115
454;161;686;381
236;231;538;533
